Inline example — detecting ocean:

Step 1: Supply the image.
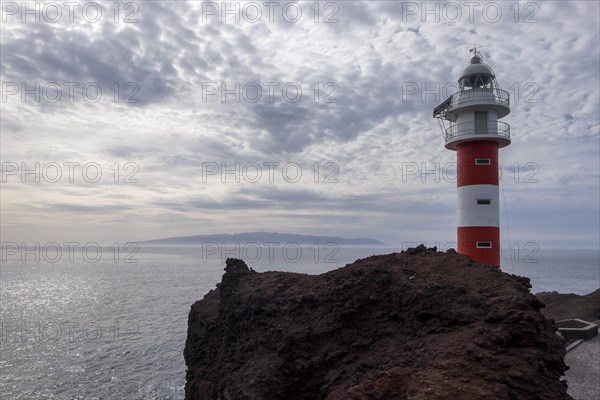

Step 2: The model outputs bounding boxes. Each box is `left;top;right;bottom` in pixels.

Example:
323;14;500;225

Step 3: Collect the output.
1;246;598;399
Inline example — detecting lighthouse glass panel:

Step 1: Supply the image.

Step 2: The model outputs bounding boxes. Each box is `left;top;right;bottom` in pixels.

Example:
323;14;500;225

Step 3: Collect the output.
476;241;493;248
475;158;491;165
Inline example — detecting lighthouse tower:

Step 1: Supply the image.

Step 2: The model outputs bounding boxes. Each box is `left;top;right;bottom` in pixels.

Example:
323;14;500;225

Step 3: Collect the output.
433;48;511;268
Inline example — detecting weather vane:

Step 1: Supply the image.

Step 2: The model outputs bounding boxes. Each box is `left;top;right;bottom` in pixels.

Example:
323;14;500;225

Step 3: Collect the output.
469;45;483;60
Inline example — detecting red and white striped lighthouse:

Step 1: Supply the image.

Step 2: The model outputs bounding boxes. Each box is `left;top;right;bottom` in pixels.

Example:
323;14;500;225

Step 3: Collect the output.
434;49;511;268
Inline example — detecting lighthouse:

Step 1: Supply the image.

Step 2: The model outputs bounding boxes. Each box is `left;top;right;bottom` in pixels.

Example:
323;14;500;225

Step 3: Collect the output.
433;48;511;268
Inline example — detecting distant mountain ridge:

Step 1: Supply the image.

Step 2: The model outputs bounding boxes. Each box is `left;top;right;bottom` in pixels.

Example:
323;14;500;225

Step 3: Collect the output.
140;232;384;246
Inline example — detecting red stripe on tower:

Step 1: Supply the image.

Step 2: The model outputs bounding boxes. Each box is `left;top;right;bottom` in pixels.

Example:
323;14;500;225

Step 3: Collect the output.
458;226;500;267
433;48;511;268
457;141;498;187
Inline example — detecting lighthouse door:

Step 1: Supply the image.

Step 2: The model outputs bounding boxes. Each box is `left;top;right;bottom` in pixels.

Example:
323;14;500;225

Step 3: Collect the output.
474;112;488;134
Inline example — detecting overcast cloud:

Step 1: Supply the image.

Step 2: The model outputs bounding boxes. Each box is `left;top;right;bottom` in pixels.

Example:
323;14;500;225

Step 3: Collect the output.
1;0;599;248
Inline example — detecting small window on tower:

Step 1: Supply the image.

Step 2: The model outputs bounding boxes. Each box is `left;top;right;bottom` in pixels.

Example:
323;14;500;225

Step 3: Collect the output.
476;242;492;248
477;199;491;205
475;158;491;165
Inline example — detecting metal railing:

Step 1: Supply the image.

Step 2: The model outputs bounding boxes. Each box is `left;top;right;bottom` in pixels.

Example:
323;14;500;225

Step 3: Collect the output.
445;121;511;143
448;88;510;110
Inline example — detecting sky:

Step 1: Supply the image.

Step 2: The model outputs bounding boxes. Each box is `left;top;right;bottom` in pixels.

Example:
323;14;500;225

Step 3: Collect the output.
1;0;599;249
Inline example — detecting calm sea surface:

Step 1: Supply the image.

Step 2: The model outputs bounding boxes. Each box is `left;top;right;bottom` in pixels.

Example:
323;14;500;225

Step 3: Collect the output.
1;246;598;399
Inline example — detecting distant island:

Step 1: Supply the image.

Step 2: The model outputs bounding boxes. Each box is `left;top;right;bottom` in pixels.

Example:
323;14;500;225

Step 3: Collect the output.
140;232;385;246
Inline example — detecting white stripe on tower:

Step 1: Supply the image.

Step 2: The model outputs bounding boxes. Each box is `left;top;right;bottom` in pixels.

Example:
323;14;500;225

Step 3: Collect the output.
457;185;499;227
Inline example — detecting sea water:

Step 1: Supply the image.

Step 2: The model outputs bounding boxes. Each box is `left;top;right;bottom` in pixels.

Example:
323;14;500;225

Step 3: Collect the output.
1;246;598;399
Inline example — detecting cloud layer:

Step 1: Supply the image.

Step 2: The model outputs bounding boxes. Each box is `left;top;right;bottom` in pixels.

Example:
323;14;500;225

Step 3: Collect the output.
1;0;599;248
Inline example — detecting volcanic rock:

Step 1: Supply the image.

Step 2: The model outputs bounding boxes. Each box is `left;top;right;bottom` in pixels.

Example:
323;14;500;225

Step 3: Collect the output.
184;249;572;399
537;289;600;322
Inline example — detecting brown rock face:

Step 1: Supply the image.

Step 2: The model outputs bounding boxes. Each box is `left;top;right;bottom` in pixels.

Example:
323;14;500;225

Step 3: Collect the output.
184;249;572;400
536;289;600;322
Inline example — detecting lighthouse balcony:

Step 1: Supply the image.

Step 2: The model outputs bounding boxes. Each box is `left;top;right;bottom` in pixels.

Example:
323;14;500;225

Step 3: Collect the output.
445;121;511;150
435;88;510;121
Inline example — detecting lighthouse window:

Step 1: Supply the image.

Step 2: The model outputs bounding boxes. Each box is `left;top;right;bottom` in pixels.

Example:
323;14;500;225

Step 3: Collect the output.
476;241;493;248
475;158;491;165
477;199;491;205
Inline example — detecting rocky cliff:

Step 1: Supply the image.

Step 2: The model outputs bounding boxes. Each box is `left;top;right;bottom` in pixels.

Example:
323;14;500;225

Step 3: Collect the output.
184;247;572;399
537;289;600;322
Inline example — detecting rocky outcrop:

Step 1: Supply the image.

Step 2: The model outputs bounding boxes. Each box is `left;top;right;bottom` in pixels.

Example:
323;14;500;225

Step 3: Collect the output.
184;247;572;399
537;289;600;322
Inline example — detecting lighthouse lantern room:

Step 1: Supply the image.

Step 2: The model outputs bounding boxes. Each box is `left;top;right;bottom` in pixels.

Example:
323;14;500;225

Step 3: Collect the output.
433;48;511;268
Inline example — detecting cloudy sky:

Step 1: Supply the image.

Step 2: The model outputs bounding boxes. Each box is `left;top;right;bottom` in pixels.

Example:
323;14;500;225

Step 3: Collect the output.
1;0;599;249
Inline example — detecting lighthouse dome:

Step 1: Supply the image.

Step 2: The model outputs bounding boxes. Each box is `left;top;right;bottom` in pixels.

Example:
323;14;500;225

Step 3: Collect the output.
458;56;495;87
